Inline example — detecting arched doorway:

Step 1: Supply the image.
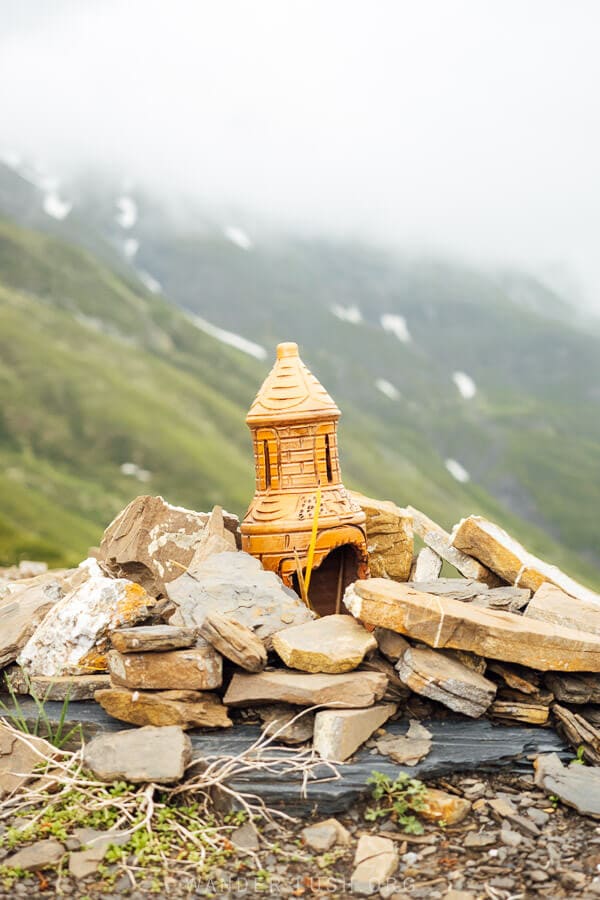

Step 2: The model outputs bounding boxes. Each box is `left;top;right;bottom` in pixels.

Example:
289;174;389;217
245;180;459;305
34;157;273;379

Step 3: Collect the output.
293;543;362;617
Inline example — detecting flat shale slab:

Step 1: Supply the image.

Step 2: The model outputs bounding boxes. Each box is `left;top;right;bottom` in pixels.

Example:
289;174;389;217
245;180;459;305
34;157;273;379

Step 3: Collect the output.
345;578;600;671
0;696;567;816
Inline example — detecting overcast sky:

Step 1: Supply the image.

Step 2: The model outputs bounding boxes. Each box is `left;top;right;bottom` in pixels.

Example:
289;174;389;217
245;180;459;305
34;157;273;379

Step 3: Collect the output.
1;1;599;305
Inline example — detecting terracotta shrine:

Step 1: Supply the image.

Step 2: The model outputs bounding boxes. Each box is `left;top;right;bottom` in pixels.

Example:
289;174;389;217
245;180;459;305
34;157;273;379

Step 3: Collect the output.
241;341;368;615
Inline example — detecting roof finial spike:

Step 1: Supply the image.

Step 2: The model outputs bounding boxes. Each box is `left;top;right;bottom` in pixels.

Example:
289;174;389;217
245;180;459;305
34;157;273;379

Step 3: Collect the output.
277;341;298;359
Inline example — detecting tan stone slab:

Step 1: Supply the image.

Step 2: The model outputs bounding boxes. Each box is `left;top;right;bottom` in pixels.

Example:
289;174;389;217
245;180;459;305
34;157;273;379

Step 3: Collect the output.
301;818;351;851
405;578;529;610
198;610;267;672
408;506;498;584
314;703;397;761
552;704;600;766
0;723;57;795
350;492;413;581
470;586;531;612
407;578;484;599
95;687;231;729
98;496;238;596
525;582;600;635
411;547;442;582
534;752;600;818
497;684;553;706
186;505;238;569
107;644;222;690
19;568;156;677
4;840;64;872
489;699;549;726
5;669;111;701
272;614;376;674
167;550;314;648
486;662;540;694
111;625;197;653
544;672;600;705
424;529;500;585
488;796;517;817
83;725;191;784
351;835;399;895
223;669;388;708
452;515;600;602
374;628;410;662
396;645;496;717
344;578;600;672
376;720;432;765
0;574;65;668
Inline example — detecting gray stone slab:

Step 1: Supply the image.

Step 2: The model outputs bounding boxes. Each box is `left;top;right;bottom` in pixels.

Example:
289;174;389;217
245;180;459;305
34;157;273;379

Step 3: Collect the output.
0;695;568;816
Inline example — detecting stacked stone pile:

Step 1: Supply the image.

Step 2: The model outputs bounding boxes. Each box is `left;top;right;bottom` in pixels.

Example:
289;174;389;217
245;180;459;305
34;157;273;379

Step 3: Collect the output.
2;492;600;769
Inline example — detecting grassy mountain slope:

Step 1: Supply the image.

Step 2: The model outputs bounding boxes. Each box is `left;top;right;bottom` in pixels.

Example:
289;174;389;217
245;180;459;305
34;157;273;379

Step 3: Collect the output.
0;220;260;564
0;161;599;588
139;232;600;575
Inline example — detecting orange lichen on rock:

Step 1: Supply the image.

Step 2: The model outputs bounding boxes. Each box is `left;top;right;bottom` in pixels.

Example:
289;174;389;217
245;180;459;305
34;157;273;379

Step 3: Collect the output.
242;342;368;615
77;647;110;673
18;568;156;676
113;582;155;626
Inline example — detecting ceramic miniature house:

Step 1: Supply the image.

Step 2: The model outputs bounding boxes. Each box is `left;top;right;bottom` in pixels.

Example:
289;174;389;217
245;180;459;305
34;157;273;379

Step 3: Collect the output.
241;342;369;615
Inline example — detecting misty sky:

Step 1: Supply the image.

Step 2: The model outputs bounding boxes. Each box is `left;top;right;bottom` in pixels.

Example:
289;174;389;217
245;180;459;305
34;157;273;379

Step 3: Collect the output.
1;1;600;305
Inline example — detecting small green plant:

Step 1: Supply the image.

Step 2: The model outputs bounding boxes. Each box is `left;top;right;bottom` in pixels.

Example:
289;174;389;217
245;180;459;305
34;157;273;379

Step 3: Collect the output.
0;673;82;749
0;863;28;891
317;848;345;869
573;745;587;765
549;794;560;808
223;810;248;826
364;771;427;834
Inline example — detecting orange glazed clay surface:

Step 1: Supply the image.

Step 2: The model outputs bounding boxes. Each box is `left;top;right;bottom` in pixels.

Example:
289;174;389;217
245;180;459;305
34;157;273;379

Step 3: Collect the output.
241;342;368;614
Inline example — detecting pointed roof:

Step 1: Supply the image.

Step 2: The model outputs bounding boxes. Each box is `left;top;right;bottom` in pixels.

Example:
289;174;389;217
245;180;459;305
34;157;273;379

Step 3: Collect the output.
247;342;341;426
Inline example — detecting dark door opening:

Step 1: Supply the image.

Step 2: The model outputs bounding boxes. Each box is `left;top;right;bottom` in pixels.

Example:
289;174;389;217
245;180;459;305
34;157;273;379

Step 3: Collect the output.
293;544;361;617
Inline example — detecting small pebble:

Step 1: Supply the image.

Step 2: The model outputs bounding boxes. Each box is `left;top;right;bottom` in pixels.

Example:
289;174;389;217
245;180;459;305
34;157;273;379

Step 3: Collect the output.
529;870;549;882
500;826;523;848
527;807;550;827
489;876;516;890
560;871;587;890
464;831;497;849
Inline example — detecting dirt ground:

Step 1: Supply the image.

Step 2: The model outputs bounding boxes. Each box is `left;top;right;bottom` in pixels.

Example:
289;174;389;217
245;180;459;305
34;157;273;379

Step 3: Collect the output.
1;768;599;899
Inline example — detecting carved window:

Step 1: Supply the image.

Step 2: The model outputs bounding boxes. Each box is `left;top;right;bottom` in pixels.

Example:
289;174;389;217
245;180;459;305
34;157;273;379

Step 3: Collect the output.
315;425;336;484
325;433;334;483
256;428;279;490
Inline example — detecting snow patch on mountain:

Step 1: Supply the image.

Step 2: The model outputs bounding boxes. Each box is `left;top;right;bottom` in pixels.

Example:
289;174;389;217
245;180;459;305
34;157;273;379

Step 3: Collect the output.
381;313;411;343
43;192;72;220
137;270;162;294
375;378;400;400
115;196;138;229
452;371;477;399
224;226;253;250
123;238;139;259
120;462;152;483
0;154;64;200
445;458;470;483
187;312;267;360
331;304;362;324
